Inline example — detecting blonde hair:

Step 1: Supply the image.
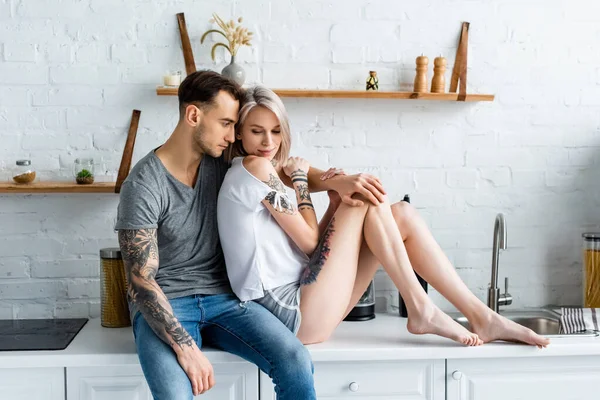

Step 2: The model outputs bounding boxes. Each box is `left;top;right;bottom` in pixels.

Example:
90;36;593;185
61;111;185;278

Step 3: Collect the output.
225;85;291;165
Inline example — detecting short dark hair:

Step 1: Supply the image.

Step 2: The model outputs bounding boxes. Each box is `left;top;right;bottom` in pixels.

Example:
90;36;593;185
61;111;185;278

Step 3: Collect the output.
177;70;243;116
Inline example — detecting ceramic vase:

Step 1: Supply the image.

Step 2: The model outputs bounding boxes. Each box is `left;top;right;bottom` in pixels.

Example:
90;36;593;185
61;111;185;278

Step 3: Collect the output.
221;55;245;86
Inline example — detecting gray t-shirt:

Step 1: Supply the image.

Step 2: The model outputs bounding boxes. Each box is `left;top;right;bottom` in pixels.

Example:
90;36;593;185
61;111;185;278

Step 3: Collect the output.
115;150;232;318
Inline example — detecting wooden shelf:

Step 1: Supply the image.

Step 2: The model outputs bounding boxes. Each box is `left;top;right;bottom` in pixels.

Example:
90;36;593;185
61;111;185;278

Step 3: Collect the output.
0;181;117;194
156;86;494;102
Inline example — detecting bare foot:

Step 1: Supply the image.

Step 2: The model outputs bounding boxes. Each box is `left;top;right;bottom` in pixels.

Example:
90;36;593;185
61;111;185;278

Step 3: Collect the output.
470;311;550;348
407;303;483;346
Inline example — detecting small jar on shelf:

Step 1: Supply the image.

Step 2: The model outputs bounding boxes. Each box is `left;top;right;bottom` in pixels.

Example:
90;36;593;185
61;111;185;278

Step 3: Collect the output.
12;159;36;184
74;158;95;184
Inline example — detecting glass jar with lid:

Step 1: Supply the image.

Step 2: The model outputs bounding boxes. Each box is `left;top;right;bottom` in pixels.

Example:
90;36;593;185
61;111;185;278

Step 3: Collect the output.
582;233;600;307
12;159;36;184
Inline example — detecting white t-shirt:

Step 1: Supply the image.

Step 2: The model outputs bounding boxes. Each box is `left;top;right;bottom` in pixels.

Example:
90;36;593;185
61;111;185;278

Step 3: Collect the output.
217;157;309;301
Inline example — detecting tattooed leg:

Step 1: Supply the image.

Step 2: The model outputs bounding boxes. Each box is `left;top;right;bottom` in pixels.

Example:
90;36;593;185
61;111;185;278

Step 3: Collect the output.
294;200;370;344
300;216;335;284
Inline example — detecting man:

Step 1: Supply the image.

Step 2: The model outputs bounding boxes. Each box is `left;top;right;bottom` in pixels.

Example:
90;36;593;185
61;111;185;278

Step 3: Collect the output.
115;70;385;399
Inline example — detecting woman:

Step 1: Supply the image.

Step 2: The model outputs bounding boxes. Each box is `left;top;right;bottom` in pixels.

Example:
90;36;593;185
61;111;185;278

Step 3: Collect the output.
218;86;550;348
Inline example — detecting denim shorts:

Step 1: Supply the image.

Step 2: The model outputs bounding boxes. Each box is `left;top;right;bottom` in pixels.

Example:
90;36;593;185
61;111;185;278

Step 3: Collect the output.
254;281;302;335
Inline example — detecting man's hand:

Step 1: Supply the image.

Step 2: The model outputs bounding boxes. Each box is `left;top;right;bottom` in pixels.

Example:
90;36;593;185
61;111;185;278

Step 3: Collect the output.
176;343;215;396
328;173;386;206
320;167;346;181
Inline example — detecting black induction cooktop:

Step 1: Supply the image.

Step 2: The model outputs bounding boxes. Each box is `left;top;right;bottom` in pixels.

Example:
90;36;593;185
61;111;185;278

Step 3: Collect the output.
0;318;88;351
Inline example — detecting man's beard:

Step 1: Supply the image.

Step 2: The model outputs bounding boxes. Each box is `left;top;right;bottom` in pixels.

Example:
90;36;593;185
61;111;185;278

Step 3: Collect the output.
192;122;222;158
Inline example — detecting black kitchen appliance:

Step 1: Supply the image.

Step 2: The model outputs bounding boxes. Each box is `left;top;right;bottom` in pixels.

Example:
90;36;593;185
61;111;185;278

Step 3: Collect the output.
344;280;376;321
0;318;88;351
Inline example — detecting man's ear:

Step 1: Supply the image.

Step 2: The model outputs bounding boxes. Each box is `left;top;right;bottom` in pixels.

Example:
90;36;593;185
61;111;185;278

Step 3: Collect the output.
185;104;202;126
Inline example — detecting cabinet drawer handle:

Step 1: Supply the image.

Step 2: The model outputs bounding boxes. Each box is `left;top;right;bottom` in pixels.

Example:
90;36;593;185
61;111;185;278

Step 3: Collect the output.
348;382;359;392
452;370;463;380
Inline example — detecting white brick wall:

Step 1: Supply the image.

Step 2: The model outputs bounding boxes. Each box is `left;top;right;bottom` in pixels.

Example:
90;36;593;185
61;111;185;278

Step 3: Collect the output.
1;0;599;319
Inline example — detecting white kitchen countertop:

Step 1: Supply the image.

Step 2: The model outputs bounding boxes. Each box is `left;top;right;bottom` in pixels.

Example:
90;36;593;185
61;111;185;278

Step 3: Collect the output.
2;313;599;369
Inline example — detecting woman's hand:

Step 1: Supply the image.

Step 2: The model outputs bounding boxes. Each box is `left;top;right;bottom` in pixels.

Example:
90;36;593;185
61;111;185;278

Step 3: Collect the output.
328;173;386;206
283;157;310;177
320;167;346;181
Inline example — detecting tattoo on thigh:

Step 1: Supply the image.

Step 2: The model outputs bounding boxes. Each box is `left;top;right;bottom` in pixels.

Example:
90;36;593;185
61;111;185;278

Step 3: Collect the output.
300;216;336;285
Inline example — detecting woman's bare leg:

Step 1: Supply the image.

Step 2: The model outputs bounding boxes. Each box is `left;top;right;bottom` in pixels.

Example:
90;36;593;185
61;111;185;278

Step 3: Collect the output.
296;202;369;344
360;199;480;345
390;201;550;347
296;198;480;346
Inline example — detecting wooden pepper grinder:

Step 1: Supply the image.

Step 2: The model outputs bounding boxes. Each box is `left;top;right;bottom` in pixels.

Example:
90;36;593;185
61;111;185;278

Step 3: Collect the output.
413;54;429;93
431;55;447;93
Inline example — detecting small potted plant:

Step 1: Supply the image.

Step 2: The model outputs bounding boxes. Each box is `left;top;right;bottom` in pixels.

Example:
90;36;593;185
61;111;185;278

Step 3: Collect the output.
73;158;95;185
76;168;94;185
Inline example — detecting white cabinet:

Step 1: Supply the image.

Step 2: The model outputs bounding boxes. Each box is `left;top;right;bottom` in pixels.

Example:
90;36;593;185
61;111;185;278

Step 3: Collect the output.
0;367;64;400
261;359;445;400
67;362;258;400
447;356;600;400
67;365;151;400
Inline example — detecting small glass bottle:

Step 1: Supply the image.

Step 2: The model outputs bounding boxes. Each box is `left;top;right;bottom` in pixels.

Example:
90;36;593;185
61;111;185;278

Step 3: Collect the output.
582;233;600;307
366;70;379;91
74;158;95;184
12;159;36;184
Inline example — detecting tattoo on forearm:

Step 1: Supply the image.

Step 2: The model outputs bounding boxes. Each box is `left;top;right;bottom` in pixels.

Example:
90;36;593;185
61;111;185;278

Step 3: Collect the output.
290;169;306;179
300;216;335;285
118;229;194;350
291;177;308;183
270;159;278;168
298;202;315;211
263;173;286;193
265;191;295;214
297;183;311;202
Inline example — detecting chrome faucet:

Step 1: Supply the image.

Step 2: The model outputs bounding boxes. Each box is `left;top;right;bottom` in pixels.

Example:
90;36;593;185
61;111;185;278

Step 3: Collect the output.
488;213;512;312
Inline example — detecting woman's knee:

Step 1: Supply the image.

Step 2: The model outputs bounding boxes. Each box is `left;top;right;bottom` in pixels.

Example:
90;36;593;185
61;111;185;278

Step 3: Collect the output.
391;200;416;226
298;329;332;346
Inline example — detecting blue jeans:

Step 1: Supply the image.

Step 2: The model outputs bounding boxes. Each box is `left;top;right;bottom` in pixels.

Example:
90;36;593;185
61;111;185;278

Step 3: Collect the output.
132;293;316;400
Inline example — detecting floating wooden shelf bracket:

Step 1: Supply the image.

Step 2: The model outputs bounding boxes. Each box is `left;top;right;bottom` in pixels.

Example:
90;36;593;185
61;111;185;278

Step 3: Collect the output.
177;12;197;76
449;22;470;101
115;109;141;194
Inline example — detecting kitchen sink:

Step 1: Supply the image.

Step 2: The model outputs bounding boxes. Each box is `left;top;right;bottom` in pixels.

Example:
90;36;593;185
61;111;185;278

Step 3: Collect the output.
452;309;599;338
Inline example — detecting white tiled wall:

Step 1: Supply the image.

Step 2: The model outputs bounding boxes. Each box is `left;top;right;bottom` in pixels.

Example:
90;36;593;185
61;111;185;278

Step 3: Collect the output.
1;0;599;318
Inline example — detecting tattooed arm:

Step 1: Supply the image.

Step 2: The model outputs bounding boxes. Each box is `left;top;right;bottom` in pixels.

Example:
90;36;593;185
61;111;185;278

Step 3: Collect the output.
276;161;386;207
118;229;191;349
243;155;320;255
118;229;215;395
287;158;319;237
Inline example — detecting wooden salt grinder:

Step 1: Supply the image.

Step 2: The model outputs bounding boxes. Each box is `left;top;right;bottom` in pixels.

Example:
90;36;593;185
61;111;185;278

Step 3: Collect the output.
413;55;429;93
431;56;447;93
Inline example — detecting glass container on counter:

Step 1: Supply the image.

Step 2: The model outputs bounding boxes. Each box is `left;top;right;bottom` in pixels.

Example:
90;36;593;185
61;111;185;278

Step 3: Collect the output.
12;159;36;184
583;233;600;307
